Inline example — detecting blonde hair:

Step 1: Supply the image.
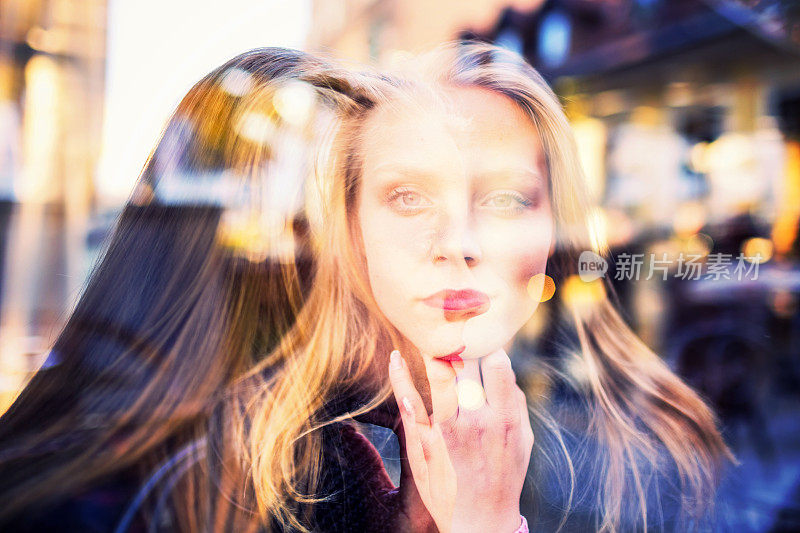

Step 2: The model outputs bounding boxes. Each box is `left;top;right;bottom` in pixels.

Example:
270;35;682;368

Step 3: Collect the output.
218;42;732;533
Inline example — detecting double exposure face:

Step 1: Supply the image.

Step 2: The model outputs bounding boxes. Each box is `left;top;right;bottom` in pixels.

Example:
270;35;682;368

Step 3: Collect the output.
356;86;553;361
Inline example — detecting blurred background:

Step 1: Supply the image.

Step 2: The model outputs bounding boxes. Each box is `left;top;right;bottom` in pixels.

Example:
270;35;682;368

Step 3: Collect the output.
0;0;799;530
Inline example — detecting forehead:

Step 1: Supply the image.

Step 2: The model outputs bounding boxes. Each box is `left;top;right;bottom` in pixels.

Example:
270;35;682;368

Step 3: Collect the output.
359;85;546;180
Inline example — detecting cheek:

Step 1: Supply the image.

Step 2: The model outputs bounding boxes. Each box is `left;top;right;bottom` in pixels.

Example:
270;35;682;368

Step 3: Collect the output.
514;242;550;288
482;216;552;291
359;207;434;303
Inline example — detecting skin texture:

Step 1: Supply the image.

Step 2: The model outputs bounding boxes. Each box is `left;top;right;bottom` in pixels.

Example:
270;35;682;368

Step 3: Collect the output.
357;86;552;364
356;86;549;532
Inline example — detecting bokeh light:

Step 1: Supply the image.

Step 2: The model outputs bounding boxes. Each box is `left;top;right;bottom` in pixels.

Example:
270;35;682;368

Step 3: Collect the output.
273;80;316;128
456;379;486;411
235;111;277;145
562;275;605;309
686;233;714;257
673;202;707;237
527;273;556;303
220;67;255;97
742;237;774;264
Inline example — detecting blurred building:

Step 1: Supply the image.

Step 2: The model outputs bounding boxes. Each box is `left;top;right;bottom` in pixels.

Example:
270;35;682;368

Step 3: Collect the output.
308;0;544;62
0;0;107;412
0;0;312;416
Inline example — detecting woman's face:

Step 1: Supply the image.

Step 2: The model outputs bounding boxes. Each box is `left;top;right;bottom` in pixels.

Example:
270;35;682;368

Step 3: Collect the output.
357;86;553;361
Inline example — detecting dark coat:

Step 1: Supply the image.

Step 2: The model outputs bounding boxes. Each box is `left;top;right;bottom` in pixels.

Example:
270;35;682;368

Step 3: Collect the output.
1;392;745;532
0;401;408;533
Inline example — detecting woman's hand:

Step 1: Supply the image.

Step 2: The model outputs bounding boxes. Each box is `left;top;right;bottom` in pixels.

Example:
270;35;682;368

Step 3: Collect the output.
389;348;534;533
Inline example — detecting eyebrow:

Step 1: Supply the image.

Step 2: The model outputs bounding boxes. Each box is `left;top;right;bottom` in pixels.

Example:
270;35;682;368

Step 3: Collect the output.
369;164;453;192
372;164;546;186
371;164;433;180
474;168;547;189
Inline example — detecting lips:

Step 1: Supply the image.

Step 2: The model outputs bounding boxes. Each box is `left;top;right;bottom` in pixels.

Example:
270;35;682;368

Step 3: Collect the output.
423;289;490;319
437;345;465;362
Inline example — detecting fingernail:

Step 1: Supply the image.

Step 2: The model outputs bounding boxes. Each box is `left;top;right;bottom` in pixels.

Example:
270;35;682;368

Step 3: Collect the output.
390;349;403;370
401;396;414;416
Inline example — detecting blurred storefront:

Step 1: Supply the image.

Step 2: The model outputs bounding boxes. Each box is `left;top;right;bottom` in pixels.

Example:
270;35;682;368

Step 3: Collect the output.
0;0;107;412
0;0;310;415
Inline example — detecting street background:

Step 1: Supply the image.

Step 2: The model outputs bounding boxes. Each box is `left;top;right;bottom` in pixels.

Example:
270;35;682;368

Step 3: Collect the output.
1;0;799;530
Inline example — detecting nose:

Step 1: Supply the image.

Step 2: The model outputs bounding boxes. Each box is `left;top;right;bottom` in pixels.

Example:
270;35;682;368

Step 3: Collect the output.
431;209;482;267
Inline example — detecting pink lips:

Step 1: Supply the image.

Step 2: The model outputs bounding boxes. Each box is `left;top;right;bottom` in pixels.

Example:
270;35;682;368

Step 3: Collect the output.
423;289;490;319
438;345;466;362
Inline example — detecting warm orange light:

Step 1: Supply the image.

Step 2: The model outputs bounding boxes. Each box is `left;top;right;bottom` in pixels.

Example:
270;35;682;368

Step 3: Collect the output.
235;111;276;145
771;141;800;255
527;273;556;303
273;81;316;128
688;142;709;174
18;54;61;202
741;237;773;264
562;275;605;309
685;233;713;257
587;207;608;253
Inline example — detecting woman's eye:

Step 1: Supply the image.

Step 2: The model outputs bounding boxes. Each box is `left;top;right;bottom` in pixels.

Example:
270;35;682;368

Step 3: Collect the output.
480;191;535;213
386;187;431;213
399;191;422;206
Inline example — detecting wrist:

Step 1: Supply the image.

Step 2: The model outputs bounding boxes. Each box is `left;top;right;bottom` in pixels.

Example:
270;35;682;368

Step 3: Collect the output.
450;510;521;533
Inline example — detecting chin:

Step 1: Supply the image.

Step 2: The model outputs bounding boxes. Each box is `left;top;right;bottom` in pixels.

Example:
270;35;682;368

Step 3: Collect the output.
414;321;516;361
460;336;511;360
460;312;516;356
400;303;532;360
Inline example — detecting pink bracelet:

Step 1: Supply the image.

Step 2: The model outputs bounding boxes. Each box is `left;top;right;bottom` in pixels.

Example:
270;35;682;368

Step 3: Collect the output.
514;515;529;533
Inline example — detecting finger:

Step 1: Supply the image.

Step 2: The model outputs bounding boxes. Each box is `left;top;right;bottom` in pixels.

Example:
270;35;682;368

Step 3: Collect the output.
427;422;456;498
423;357;458;424
453;358;481;382
454;359;486;412
397;393;430;484
517;389;534;471
481;349;518;415
389;349;429;427
518;388;535;448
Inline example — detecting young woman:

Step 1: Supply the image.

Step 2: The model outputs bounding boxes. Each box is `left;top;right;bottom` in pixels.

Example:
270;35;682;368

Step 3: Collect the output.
202;43;732;532
0;43;732;532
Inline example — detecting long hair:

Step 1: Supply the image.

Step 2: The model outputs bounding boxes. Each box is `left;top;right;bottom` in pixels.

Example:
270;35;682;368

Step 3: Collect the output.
0;47;344;525
219;42;733;533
